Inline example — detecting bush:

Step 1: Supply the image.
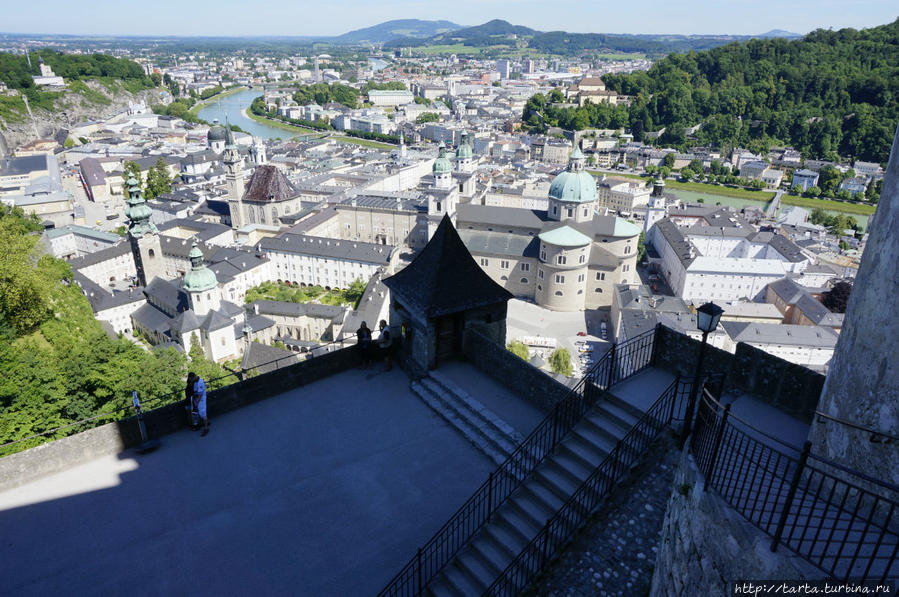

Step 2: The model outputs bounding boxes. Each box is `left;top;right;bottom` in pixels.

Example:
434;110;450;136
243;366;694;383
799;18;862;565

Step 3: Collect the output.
549;348;573;376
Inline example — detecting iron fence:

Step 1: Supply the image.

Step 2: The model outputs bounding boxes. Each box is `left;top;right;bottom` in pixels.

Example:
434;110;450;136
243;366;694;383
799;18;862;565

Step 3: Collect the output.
377;328;659;597
692;389;899;583
483;375;687;596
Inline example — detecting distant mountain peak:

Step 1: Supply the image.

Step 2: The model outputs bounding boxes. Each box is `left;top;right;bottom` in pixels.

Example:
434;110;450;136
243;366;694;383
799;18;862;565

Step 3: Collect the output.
758;29;802;38
334;19;462;43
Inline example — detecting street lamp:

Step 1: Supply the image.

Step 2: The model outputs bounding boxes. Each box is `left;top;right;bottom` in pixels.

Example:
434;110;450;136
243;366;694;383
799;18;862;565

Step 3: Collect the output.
680;301;724;446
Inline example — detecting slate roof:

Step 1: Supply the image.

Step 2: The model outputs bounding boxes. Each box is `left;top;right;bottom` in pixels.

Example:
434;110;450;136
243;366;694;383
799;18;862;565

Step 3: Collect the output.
79;157;106;186
457;229;540;258
144;277;189;315
456;204;548;231
170;310;201;333
251;300;346;322
383;214;513;318
201;309;233;332
240;342;298;374
68;241;132;270
721;321;838;348
258;233;392;265
243;165;299;203
132;302;173;334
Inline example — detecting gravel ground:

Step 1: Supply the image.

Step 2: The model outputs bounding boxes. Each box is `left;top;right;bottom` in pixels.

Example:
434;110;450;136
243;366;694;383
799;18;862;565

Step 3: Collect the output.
527;432;681;597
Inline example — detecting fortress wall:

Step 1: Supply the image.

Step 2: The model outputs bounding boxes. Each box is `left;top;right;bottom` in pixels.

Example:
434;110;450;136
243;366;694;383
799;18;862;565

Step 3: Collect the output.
653;324;824;424
0;346;360;489
463;328;570;413
650;448;823;597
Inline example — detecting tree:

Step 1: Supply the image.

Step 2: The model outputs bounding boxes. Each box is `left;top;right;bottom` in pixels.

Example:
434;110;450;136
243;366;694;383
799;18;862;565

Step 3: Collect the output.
0;211;51;334
344;278;366;308
821;281;852;313
507;340;529;361
122;161;142;198
549;348;573;376
187;343;238;391
662;153;675;168
144;158;172;199
679;167;693;180
803;185;821;198
637;231;647;262
415;112;439;124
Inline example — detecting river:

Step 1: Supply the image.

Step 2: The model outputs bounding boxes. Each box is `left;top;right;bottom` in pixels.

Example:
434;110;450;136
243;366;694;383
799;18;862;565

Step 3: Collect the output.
369;57;388;71
195;88;298;140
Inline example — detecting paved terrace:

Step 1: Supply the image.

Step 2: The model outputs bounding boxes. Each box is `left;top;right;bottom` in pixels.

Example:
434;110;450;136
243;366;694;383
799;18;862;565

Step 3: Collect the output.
0;368;496;596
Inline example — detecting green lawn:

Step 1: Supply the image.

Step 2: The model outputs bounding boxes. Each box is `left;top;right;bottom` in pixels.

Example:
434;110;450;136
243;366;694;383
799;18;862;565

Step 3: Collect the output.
334;136;396;149
781;195;876;215
662;180;776;202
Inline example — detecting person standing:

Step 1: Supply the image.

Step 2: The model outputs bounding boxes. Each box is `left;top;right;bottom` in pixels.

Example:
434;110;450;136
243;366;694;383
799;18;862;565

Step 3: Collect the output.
192;373;210;436
378;320;393;372
356;321;373;369
186;372;200;431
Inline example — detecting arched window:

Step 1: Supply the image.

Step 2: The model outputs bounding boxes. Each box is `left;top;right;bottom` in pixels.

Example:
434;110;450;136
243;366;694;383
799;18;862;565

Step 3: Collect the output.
248;208;256;224
148;249;155;258
624;245;631;254
272;206;279;222
520;277;528;284
595;287;603;293
500;275;508;281
578;255;585;264
557;256;566;265
537;284;542;291
554;290;563;296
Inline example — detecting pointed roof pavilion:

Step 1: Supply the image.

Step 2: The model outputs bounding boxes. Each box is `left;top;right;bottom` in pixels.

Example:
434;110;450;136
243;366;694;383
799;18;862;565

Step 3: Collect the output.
384;214;513;318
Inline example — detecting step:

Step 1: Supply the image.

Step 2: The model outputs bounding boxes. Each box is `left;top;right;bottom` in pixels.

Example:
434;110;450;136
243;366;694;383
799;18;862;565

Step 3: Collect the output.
419;377;518;458
428;370;524;442
558;437;609;471
469;535;512;578
455;546;497;591
568;427;616;460
605;393;647;420
442;562;483;596
492;511;535;549
511;490;556;527
483;523;526;561
533;461;583;498
594;400;642;430
498;501;544;538
412;382;506;466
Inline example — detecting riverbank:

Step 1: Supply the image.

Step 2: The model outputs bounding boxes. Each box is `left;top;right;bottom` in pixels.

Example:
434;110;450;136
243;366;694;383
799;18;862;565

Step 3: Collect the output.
241;107;317;135
334;136;396;149
188;85;247;119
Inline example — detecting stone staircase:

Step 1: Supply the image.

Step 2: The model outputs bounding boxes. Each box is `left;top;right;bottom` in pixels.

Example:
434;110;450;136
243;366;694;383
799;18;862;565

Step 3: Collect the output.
425;389;652;596
412;370;524;466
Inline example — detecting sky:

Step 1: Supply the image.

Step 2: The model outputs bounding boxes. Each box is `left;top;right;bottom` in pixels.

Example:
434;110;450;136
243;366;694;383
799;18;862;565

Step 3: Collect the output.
1;0;896;37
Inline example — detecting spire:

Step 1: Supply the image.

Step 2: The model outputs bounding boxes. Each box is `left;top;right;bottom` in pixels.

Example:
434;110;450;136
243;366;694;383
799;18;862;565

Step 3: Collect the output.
183;241;217;293
225;116;236;147
124;175;157;238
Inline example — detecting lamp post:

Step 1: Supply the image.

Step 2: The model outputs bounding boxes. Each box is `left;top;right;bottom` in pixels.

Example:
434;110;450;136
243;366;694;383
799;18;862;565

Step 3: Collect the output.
680;301;724;447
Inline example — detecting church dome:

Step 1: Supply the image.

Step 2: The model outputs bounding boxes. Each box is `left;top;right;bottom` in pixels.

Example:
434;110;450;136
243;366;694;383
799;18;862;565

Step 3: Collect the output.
207;119;227;142
433;143;452;174
548;148;596;204
183;242;218;293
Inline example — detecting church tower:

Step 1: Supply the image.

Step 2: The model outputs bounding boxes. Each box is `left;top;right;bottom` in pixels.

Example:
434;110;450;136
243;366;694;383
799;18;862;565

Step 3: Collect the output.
183;241;220;317
432;142;453;190
124;175;163;287
454;131;475;174
224;122;246;229
250;137;267;166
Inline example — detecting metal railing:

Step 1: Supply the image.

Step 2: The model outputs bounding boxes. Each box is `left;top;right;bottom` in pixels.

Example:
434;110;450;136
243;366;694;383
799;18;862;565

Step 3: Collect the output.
484;374;696;595
692;389;899;582
813;410;899;444
0;337;354;457
377;328;659;597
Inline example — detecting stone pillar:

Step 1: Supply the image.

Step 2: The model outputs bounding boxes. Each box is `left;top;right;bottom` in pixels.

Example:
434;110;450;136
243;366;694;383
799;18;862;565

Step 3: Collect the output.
807;123;899;485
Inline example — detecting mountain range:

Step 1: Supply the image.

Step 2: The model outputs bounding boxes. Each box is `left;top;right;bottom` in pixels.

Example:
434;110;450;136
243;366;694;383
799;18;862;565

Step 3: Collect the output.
332;19;462;43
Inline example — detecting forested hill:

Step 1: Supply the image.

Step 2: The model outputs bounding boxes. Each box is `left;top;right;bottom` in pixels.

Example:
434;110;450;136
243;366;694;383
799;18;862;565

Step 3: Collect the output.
0;50;153;92
596;19;899;163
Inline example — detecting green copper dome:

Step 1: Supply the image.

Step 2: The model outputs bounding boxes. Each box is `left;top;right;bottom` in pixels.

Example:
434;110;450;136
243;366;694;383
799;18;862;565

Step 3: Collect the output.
548;149;596;204
207;119;227;142
455;132;473;160
183;241;218;293
433;143;452;174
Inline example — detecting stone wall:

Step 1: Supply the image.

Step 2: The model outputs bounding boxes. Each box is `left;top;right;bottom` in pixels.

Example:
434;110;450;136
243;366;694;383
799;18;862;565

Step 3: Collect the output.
653;325;825;424
808;123;899;486
462;327;570;413
0;346;360;489
650;448;823;597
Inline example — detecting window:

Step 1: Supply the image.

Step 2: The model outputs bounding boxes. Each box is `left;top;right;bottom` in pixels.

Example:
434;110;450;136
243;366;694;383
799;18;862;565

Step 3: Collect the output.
596;272;605;281
148;249;155;258
624;245;631;254
555;274;565;284
480;258;489;266
436;201;441;212
566;208;573;218
501;275;508;281
595;287;603;293
555;290;563;296
500;260;510;269
520;277;528;284
623;264;630;272
538;269;544;279
520;263;530;272
578;274;585;283
578;255;586;264
552;206;558;215
557;256;567;265
537;284;542;291
540;250;546;260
